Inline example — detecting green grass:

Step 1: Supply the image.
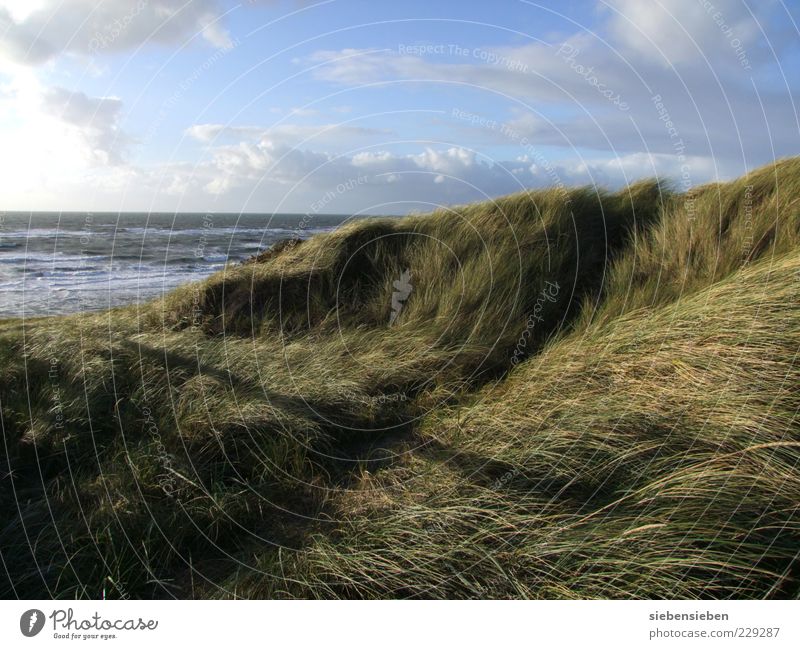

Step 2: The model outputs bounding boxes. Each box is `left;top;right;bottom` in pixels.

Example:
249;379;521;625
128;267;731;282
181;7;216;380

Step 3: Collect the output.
1;157;798;598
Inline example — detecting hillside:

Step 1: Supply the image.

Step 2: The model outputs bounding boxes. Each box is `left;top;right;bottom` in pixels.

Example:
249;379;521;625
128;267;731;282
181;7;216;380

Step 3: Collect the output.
1;158;799;598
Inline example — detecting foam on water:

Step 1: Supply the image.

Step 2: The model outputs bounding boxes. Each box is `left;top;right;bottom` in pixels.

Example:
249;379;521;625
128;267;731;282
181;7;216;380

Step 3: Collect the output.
0;212;349;317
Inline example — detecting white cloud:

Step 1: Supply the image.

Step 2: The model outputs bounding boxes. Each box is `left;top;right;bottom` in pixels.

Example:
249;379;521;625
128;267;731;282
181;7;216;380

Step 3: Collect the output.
41;86;127;164
0;0;232;64
184;122;391;148
602;0;764;67
0;112;725;212
0;0;794;214
185;124;268;143
306;45;572;103
160;134;721;209
0;63;131;201
0;0;47;22
302;2;798;177
0;0;239;209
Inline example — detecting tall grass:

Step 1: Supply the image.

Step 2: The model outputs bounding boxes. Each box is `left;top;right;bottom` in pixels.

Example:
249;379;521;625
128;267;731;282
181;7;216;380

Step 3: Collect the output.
0;158;798;598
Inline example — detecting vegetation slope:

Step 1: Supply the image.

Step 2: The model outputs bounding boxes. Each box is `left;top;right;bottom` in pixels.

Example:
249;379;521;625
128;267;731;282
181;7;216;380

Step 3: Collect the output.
1;157;798;598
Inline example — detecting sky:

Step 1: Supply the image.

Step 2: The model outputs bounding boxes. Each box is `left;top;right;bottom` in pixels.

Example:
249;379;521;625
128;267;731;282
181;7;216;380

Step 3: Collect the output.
0;0;798;214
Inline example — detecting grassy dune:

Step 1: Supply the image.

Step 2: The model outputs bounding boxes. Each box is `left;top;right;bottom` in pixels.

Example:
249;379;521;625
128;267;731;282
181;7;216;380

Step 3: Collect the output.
1;158;798;598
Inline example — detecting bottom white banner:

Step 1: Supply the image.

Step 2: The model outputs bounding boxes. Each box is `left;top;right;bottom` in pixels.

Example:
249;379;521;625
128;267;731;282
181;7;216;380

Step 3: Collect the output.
1;600;797;648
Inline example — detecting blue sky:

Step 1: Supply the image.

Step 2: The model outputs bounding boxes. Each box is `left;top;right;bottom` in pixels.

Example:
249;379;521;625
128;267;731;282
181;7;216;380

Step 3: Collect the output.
1;0;799;213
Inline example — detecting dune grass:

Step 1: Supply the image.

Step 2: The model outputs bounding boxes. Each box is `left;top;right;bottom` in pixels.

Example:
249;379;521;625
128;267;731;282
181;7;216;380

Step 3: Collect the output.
0;158;798;598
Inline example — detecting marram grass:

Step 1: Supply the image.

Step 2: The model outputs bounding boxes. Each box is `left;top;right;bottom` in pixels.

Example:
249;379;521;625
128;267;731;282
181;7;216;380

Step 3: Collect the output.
1;158;798;598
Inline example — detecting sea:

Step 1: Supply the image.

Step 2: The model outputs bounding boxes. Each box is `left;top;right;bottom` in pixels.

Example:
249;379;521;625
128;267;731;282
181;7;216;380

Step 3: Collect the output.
0;212;351;318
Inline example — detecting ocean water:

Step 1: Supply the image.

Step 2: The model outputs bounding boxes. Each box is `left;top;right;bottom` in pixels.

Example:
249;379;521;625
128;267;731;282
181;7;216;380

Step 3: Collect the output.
0;212;350;317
